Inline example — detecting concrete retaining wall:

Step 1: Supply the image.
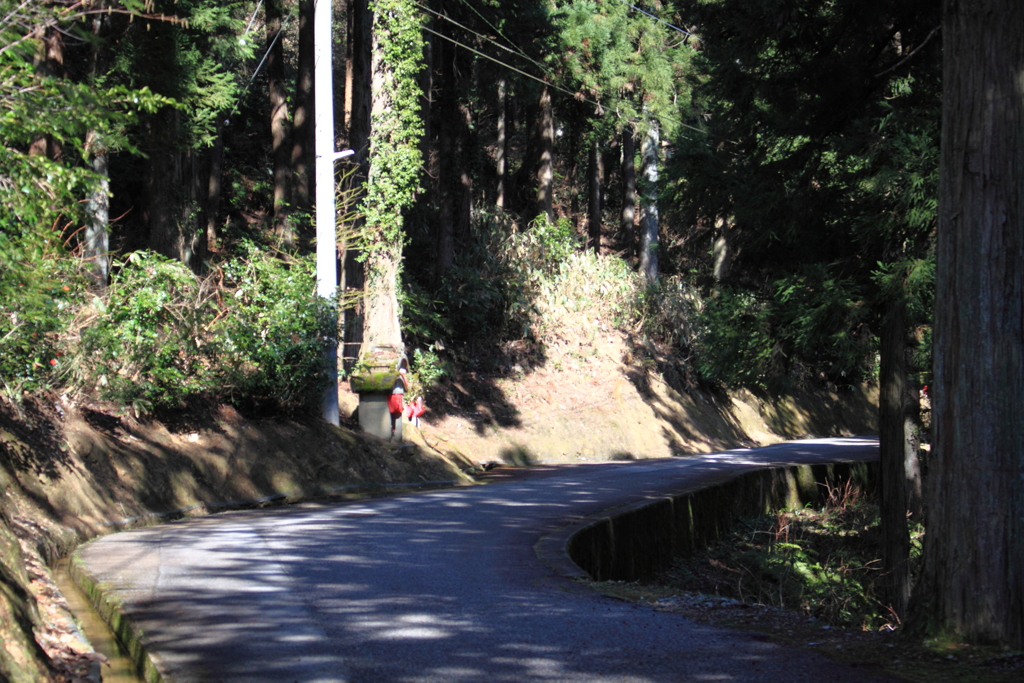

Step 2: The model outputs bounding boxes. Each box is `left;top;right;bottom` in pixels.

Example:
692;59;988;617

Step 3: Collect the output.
566;462;877;582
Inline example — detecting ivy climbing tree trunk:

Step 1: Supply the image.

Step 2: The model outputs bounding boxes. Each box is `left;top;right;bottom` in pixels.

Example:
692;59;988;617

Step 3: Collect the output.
360;0;424;349
910;0;1024;648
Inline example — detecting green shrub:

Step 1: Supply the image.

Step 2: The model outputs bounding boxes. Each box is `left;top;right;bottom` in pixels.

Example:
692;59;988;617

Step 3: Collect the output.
434;213;541;342
533;251;645;338
411;346;449;391
216;245;337;410
75;251;217;411
0;225;84;395
74;247;336;413
692;287;778;389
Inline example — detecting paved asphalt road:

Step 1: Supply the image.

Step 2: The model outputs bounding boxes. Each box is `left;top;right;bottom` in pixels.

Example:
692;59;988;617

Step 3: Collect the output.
77;437;896;683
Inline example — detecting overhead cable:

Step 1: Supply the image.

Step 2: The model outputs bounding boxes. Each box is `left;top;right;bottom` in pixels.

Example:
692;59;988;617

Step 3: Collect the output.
420;22;713;141
411;0;547;73
616;0;694;37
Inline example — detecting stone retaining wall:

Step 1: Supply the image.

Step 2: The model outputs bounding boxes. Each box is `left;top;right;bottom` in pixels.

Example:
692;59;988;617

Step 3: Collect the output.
566;462;877;582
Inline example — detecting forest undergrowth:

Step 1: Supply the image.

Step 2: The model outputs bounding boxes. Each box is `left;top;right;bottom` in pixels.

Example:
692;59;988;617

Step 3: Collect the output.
594;483;1024;683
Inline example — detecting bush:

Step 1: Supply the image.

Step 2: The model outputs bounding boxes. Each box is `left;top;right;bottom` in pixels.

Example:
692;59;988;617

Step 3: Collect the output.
427;213;585;344
533;251;644;339
216;246;337;410
692;287;778;389
0;225;85;396
73;247;336;413
654;492;924;630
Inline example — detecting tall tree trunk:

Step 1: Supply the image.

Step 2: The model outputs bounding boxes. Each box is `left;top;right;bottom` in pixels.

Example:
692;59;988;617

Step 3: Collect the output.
588;139;602;253
496;78;507;210
879;300;911;621
904;384;924;519
419;21;433;174
267;0;292;246
84;131;109;287
360;0;423;352
29;28;64;160
713;216;732;282
343;0;355;136
83;15;109;288
204;120;225;252
292;0;315;217
456;87;473;246
536;83;554;223
435;38;455;280
363;251;403;347
638;121;660;282
343;0;372;371
147;124;205;270
348;0;372;161
910;0;1024;648
621;126;637;258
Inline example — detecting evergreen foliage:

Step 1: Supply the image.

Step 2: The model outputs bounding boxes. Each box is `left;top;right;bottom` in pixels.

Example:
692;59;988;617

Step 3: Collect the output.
672;0;940;389
553;0;693;138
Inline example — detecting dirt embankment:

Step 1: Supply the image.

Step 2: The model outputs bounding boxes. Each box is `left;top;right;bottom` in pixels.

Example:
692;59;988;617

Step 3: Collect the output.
0;337;877;682
408;330;877;466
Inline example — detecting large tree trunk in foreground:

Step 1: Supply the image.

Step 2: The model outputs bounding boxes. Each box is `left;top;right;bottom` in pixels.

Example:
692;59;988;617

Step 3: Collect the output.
359;0;422;353
910;0;1024;647
363;251;402;347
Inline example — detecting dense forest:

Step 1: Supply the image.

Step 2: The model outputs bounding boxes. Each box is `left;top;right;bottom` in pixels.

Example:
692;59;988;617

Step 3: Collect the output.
0;0;1020;650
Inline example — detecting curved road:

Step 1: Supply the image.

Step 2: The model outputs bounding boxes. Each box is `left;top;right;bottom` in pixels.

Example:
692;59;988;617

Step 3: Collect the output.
77;437;895;683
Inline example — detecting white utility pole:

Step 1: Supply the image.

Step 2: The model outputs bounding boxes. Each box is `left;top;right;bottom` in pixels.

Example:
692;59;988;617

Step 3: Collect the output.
313;0;353;424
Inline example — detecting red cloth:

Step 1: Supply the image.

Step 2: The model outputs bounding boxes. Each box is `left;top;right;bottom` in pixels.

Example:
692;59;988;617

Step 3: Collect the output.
388;393;405;416
405;400;426;419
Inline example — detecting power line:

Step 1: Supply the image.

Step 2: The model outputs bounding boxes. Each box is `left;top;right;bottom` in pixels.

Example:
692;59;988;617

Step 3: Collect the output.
420;22;713;142
454;0;546;71
411;1;546;74
616;0;694;38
